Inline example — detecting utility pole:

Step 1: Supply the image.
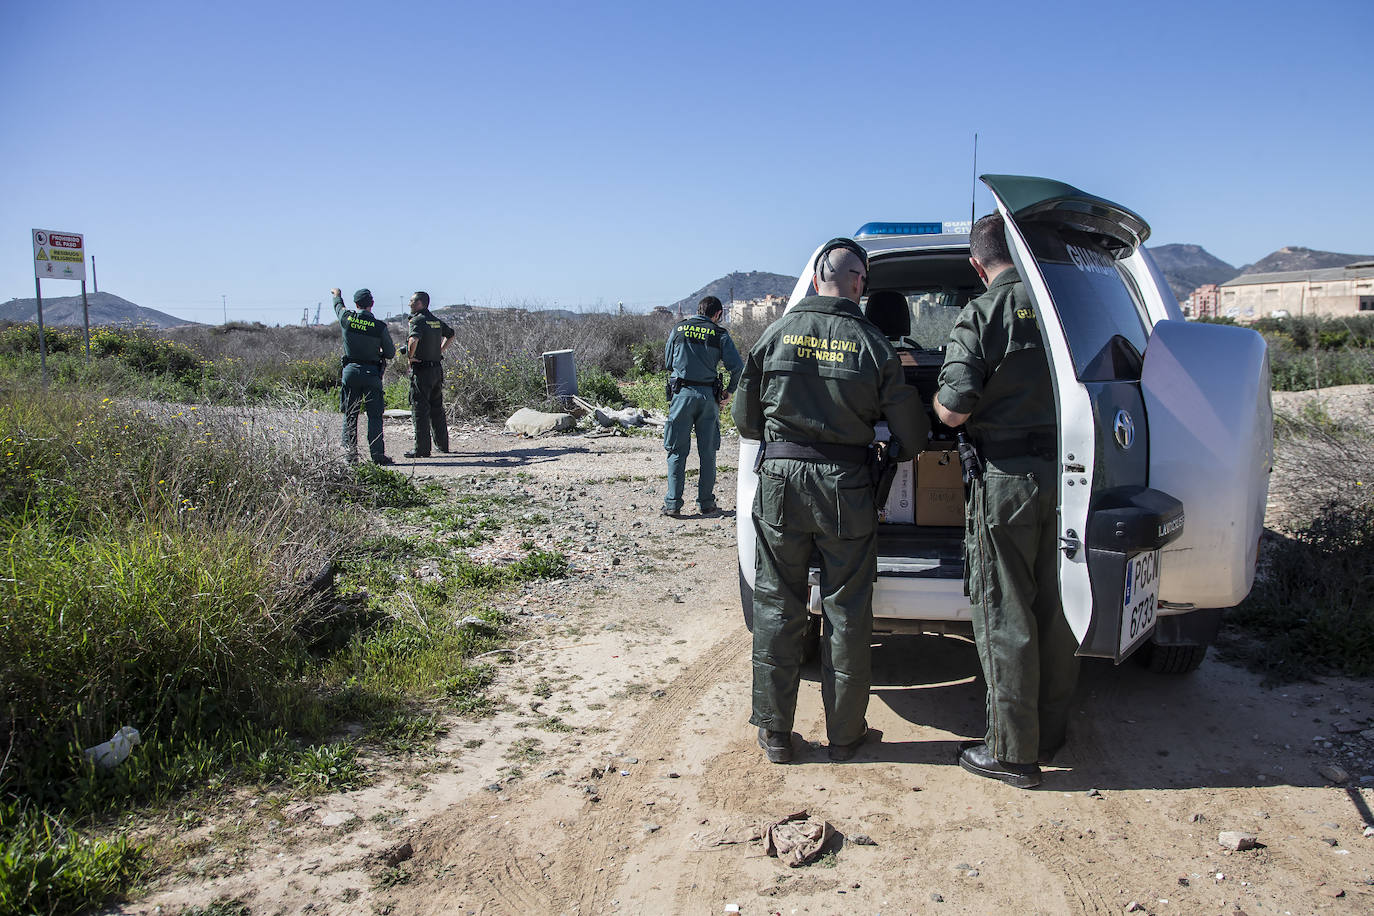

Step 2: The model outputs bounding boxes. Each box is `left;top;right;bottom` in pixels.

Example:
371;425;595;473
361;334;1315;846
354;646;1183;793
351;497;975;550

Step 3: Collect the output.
221;294;227;324
91;255;98;293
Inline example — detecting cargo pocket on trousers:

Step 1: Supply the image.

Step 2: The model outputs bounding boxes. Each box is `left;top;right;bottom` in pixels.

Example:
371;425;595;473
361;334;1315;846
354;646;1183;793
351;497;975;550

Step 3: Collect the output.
837;484;876;540
757;469;787;528
983;471;1039;531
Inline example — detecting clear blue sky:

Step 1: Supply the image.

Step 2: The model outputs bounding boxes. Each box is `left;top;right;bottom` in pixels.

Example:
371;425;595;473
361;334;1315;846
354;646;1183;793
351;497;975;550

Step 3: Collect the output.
2;0;1371;324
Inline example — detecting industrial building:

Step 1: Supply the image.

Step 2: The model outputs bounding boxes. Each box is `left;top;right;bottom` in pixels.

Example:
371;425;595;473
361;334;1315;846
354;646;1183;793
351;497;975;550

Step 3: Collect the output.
1213;263;1374;322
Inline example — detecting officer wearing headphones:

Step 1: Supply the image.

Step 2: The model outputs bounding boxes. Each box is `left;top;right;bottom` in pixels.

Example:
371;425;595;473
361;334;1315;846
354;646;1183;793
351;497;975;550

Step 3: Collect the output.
734;239;928;764
661;295;743;518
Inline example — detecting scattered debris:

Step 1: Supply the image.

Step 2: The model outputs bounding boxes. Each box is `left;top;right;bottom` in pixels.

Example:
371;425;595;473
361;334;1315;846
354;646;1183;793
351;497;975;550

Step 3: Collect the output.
1218;831;1257;851
1188;813;1205;823
848;834;876;846
644;823;661;834
930;892;944;902
1317;884;1345;898
1086;788;1103;798
83;725;141;768
1125;902;1145;912
765;811;835;867
505;408;576;437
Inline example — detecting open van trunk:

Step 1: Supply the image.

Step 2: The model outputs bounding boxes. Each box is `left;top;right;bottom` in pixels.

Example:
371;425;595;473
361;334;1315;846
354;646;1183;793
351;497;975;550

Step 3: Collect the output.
851;247;981;633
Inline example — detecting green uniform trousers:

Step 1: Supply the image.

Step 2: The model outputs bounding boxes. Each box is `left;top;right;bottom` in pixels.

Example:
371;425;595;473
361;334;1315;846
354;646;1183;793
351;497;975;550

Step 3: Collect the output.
750;457;876;746
409;365;449;455
663;386;720;512
966;456;1080;765
341;363;386;461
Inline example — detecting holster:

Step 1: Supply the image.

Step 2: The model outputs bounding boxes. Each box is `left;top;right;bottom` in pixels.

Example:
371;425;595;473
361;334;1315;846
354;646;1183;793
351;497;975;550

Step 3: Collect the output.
872;437;902;506
712;376;725;403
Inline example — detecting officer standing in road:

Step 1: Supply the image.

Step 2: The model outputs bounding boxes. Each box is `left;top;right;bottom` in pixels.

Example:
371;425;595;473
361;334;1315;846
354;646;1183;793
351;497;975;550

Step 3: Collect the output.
332;286;397;465
734;239;928;764
933;212;1078;789
402;291;455;459
661;295;743;518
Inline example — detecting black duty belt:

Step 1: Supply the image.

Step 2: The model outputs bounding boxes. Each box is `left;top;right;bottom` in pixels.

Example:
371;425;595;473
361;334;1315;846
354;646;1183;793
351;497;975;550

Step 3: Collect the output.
978;431;1057;461
341;357;385;369
762;441;871;465
412;360;441;368
675;378;716;387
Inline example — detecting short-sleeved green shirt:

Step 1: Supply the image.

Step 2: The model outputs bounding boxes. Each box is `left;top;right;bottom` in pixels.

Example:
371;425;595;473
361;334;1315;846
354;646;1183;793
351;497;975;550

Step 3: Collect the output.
664;315;744;392
936;270;1055;443
407;309;455;362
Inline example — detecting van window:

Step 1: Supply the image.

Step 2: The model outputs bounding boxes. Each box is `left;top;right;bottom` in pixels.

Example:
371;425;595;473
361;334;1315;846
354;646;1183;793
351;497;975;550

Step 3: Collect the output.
1021;224;1150;381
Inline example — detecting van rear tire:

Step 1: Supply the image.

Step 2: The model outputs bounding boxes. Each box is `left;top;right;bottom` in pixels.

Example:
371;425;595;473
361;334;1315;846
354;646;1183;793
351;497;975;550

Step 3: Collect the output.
1135;641;1209;674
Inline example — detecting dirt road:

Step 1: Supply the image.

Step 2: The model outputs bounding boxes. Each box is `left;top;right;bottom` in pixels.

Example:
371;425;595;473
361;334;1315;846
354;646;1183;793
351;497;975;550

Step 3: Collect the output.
119;416;1374;916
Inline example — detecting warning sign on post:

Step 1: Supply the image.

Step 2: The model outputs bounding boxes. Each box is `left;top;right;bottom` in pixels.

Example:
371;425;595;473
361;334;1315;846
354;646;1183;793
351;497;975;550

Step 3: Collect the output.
32;229;85;282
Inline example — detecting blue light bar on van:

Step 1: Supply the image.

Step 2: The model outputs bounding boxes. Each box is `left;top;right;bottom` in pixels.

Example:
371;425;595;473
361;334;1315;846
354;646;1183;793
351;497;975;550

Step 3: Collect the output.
854;220;972;238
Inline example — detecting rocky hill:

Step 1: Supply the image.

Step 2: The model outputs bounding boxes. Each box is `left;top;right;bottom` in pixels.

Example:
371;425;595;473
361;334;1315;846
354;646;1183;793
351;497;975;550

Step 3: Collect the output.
1147;244;1240;300
668;270;798;316
0;291;192;329
1238;246;1374;275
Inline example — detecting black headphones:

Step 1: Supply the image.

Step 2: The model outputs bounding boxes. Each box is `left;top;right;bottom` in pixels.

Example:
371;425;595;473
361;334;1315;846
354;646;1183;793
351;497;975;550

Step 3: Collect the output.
814;237;870;294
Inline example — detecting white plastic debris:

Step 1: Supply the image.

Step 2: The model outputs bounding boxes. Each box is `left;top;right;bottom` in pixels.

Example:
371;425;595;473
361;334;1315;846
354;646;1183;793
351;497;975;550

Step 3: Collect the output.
83;726;141;768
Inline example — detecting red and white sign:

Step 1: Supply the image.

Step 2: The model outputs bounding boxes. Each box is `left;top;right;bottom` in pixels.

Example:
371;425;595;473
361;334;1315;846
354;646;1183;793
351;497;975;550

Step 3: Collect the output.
32;227;85;282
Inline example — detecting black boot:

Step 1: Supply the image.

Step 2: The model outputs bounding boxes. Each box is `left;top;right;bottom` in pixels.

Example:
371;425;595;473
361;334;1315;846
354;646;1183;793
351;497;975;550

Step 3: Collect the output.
757;727;793;764
958;742;1041;788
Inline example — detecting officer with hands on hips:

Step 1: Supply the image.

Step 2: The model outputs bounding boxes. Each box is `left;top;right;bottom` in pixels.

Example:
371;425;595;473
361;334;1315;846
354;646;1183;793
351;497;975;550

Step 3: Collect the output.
401;291;455;459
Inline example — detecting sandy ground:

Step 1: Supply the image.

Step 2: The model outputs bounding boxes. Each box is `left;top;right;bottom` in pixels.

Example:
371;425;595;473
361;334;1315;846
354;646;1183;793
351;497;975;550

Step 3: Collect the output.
110;407;1374;916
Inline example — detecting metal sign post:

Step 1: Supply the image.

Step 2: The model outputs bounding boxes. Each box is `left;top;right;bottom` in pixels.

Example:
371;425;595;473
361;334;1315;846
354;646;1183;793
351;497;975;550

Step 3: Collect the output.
33;274;48;386
31;228;88;380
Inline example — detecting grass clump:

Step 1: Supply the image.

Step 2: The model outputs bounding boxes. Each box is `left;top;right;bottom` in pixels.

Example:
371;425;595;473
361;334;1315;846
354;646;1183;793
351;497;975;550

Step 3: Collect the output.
1224;410;1374;679
0;376;567;910
0;801;141;916
1228;504;1374;679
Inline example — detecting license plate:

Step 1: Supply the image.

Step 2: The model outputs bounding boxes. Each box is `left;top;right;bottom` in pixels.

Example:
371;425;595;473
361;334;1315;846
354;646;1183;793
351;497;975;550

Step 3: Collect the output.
1120;549;1160;656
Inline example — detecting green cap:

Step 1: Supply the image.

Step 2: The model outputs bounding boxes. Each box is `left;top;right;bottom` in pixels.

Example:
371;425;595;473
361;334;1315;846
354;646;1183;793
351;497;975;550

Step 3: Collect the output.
353;288;374;308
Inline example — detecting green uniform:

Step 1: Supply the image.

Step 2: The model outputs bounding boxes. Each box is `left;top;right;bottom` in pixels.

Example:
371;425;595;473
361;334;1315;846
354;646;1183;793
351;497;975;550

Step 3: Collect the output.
936;269;1079;765
662;315;743;513
334;295;397;461
734;295;928;745
407;308;455;456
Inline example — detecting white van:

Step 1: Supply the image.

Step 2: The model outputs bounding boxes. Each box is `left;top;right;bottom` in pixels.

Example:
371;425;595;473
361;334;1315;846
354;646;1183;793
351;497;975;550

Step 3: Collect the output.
736;175;1273;673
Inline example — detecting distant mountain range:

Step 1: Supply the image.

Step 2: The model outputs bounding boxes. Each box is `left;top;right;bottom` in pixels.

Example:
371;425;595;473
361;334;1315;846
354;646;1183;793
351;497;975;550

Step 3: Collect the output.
0;292;192;329
1148;244;1373;300
5;243;1373;331
668;270;798;316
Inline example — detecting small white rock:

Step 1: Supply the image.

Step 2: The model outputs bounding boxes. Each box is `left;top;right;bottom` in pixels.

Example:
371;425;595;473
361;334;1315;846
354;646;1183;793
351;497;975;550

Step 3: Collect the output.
1217;831;1257;851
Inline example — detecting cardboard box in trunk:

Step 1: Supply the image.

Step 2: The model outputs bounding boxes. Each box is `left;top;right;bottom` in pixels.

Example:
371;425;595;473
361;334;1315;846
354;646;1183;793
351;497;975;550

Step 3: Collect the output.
916;448;964;526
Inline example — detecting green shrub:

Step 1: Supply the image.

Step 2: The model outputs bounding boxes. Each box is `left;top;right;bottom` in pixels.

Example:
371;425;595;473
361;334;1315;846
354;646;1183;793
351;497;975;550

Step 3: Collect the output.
579;366;624;406
1228;504;1374;679
0;801;141;916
